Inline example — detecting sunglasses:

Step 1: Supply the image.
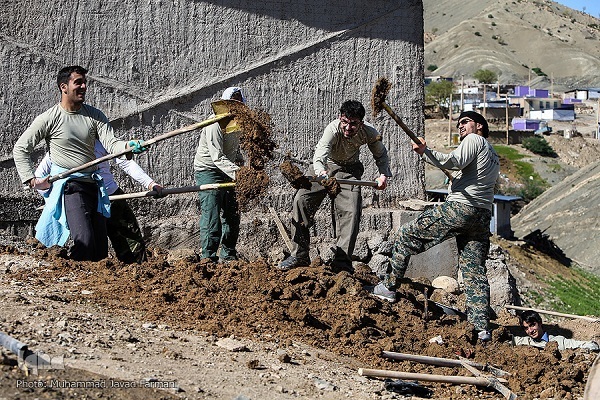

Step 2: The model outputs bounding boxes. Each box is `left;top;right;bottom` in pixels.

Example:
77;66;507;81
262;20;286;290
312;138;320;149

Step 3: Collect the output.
456;118;473;128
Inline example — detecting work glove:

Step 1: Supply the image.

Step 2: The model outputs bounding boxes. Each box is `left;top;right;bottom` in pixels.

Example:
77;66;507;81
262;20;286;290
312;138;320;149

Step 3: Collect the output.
128;139;149;154
149;183;165;198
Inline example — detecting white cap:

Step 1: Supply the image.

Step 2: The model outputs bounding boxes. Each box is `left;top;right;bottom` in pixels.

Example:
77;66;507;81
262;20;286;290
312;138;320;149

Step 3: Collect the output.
221;87;246;103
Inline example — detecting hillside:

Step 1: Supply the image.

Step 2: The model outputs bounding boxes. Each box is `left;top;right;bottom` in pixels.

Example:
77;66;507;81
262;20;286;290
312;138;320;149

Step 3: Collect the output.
424;0;600;90
424;109;600;275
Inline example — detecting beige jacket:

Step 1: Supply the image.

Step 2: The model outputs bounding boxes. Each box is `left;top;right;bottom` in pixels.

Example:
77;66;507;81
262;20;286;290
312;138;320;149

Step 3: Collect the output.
512;334;599;351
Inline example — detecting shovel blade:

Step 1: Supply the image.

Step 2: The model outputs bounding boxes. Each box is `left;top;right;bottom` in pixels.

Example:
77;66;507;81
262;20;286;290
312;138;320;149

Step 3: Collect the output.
211;99;244;133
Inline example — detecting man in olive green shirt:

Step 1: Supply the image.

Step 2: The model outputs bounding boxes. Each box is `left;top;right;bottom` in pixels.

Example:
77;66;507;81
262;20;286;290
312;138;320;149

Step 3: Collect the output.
278;100;391;271
193;87;245;262
13;65;146;261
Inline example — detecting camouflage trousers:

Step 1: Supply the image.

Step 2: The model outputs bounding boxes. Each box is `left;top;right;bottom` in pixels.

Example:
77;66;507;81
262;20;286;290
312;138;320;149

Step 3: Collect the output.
384;201;492;331
106;188;147;264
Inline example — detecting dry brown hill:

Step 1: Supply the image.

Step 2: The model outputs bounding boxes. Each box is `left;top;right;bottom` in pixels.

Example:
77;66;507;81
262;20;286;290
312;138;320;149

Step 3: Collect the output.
424;0;600;90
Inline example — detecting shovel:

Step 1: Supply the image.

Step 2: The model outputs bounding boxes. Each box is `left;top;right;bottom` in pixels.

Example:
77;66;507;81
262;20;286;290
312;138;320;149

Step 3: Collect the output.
108;183;235;201
279;160;379;189
35;183;235;210
371;78;454;181
47;100;240;183
458;356;517;400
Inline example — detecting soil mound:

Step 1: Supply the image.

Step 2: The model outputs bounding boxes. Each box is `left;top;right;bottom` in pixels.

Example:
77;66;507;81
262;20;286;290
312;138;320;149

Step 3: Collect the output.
3;244;596;399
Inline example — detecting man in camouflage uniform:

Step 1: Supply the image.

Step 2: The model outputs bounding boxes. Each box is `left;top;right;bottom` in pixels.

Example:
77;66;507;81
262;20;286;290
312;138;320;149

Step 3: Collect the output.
369;111;500;343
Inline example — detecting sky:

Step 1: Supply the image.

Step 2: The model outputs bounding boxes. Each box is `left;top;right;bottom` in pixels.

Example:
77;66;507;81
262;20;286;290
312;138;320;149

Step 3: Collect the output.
554;0;600;18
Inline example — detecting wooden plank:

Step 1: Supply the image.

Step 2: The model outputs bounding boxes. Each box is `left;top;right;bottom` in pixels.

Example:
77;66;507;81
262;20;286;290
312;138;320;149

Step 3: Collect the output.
505;305;599;322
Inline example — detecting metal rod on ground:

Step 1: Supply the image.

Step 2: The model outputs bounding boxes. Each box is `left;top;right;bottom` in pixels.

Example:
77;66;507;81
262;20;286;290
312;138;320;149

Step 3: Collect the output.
505;305;600;322
109;183;235;201
458;356;517;400
423;287;429;322
268;206;293;253
358;368;508;387
0;332;30;360
381;351;511;377
48;102;235;183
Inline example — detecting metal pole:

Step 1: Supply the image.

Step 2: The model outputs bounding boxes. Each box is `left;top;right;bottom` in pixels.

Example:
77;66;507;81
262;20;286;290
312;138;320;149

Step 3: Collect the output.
460;75;464;111
448;91;453;146
506;96;509;144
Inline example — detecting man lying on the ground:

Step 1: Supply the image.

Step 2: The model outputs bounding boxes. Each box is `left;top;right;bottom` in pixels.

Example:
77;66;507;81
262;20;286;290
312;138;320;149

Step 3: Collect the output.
512;310;599;351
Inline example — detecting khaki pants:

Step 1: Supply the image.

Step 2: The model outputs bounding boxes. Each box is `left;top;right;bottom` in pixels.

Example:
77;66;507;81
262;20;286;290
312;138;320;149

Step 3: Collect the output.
289;162;363;263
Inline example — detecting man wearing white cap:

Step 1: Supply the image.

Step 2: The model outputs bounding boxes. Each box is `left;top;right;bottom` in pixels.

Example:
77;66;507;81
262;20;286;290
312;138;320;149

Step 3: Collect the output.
193;87;245;262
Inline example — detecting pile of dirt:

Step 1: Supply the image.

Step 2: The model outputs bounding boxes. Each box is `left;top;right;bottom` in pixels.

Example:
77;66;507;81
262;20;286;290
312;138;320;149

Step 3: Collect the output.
2;243;597;399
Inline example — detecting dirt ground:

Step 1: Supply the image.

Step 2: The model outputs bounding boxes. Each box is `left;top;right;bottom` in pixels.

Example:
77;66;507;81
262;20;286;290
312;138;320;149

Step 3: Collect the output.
2;113;600;400
1;239;599;400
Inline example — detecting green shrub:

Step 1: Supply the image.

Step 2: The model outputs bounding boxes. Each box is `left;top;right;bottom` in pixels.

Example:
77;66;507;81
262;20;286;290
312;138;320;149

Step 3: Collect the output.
427;64;438;72
474;31;481;36
545;268;600;316
494;145;550;202
531;67;547;76
522;136;558;157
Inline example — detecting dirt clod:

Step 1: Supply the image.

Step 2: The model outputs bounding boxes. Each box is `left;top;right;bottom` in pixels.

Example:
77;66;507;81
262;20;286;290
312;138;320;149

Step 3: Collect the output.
371;77;392;117
280;161;311;190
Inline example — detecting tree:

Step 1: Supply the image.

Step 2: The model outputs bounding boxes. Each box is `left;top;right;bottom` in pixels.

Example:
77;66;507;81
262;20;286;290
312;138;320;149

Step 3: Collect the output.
473;69;497;84
425;80;454;118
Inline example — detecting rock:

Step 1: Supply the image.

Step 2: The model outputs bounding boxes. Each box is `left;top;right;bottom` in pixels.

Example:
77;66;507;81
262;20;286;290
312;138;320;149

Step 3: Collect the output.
276;349;291;363
366;232;385;253
429;335;444;344
352;234;370;262
431;276;460;294
166;248;198;263
368;254;390;279
375;240;394;256
313;377;336;391
216;337;248;352
457;244;520;313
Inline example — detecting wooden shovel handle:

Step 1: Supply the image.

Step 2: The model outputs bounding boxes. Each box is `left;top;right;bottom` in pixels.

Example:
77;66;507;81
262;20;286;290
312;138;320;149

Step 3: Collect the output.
108;183;235;201
48;113;232;183
381;101;454;181
358;368;507;387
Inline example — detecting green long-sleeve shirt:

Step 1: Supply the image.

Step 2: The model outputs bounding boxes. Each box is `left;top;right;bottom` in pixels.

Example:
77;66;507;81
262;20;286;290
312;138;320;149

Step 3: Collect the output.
13;103;128;184
312;119;392;177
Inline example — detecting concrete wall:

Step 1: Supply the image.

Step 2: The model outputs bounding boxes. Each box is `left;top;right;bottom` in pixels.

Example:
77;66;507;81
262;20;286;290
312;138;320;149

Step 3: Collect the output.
0;0;427;251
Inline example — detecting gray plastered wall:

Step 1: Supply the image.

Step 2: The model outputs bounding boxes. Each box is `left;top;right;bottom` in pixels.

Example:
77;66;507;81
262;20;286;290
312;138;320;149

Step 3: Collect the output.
0;0;433;259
